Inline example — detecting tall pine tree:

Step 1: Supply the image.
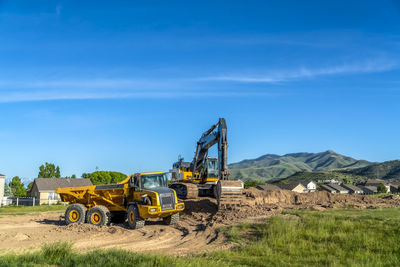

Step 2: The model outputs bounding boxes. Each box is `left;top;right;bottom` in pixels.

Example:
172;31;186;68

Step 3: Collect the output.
9;176;26;197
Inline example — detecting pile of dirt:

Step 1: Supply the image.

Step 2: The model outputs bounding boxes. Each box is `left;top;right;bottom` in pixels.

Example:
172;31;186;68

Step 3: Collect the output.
2;189;400;255
245;188;400;209
179;188;400;230
53;223;124;234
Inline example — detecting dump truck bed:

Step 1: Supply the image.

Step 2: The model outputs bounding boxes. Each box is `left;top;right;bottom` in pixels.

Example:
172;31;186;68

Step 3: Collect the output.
57;183;127;212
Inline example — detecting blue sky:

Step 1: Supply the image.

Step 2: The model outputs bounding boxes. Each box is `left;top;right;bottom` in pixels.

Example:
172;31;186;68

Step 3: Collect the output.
1;0;400;182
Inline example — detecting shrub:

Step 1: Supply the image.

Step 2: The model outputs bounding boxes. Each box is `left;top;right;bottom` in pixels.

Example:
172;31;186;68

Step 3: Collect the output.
377;183;387;193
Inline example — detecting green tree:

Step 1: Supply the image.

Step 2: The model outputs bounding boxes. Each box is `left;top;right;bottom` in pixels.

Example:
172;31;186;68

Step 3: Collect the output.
9;176;26;197
71;174;76;178
38;162;61;178
82;171;127;185
244;180;264;188
377;183;387;193
27;181;33;191
4;182;12;196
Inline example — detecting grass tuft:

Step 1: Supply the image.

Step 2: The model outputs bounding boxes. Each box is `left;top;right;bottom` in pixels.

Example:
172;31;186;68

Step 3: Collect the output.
1;208;400;266
41;242;73;261
0;204;67;217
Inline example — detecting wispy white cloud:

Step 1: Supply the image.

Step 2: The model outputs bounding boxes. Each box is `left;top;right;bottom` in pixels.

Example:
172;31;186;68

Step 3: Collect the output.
0;79;166;89
0;59;397;102
0;90;277;103
200;59;398;83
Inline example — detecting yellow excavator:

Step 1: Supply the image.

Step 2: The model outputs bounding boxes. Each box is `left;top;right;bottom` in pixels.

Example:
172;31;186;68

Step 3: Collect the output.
169;118;243;208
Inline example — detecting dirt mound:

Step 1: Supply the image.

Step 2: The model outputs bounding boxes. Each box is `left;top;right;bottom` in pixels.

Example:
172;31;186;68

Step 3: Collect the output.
243;188;400;210
1;189;400;255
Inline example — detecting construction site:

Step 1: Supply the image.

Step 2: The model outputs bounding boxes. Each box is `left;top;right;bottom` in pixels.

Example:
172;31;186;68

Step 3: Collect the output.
1;189;400;255
2;117;400;256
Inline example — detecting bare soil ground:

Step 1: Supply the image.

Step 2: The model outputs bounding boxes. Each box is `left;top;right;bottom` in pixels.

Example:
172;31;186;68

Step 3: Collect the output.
1;189;400;255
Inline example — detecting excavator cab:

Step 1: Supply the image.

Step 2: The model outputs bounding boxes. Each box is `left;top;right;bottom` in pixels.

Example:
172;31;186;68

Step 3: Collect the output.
205;158;219;178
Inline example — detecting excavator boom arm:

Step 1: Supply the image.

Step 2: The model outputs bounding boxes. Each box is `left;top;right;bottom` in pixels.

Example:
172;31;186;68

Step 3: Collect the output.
192;118;229;180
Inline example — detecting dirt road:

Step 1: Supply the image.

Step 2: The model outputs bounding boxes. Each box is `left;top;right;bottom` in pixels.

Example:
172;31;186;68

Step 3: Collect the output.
1;190;399;255
0;198;233;255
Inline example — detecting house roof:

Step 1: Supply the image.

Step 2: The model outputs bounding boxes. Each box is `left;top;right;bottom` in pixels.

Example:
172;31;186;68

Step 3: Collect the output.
327;184;349;192
34;178;93;191
0;174;5;177
255;184;281;191
320;184;337;193
364;179;385;185
341;184;363;192
278;182;305;190
360;185;378;193
291;180;316;187
305;181;316;184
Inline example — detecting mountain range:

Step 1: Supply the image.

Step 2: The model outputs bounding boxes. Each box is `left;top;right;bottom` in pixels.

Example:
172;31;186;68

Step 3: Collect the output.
229;150;373;182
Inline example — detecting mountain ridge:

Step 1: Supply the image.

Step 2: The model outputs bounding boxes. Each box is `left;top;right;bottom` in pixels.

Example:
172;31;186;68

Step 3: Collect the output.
229;150;372;182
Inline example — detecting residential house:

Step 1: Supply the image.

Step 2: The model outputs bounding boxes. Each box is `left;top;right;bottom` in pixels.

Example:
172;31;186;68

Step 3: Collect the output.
364;179;390;193
322;179;340;185
278;182;307;193
388;182;400;193
0;174;5;206
359;186;378;195
341;184;363;194
255;184;281;191
320;184;337;194
327;184;349;194
364;179;384;186
303;181;317;192
28;178;92;205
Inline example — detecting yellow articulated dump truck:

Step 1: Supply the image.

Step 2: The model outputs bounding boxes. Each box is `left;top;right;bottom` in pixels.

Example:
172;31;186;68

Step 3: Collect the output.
56;172;184;229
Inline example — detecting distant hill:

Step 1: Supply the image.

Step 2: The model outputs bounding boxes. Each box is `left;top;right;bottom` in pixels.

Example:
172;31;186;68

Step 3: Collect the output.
340;160;400;181
229;150;371;182
273;160;400;185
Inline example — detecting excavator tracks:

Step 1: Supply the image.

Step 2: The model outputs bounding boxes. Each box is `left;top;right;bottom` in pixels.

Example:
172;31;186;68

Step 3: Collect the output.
170;183;199;199
216;180;244;210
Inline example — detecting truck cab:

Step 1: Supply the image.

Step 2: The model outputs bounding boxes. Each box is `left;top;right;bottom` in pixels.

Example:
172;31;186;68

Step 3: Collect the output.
128;172;185;220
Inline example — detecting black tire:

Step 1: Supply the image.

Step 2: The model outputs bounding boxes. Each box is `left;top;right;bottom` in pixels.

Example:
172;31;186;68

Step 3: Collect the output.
111;211;127;224
87;205;111;226
170;184;187;199
127;205;145;229
163;213;179;225
65;204;87;225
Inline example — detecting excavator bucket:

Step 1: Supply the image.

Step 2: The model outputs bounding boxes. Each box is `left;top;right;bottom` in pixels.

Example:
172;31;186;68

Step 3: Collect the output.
216;180;244;209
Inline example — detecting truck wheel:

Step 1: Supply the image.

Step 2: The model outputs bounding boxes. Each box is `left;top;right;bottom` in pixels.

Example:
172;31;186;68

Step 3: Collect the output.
163;213;179;225
65;204;87;225
127;205;145;229
87;205;111;226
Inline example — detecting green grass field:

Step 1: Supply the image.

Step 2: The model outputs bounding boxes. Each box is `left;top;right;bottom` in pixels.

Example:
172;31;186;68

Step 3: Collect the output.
1;208;400;266
0;204;67;217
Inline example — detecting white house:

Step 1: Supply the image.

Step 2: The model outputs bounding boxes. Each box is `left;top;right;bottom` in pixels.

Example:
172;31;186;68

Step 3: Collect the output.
303;181;317;192
278;182;307;193
0;174;5;207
